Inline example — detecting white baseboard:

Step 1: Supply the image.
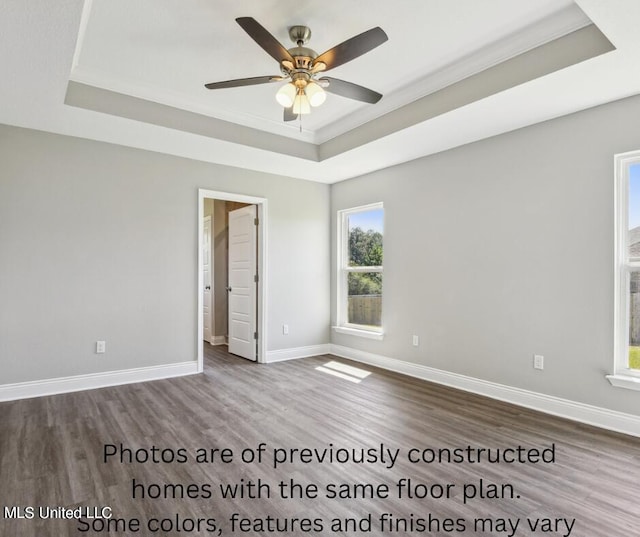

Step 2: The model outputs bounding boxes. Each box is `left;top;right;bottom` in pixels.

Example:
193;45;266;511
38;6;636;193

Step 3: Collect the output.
6;343;639;438
0;361;199;402
330;344;640;438
266;344;331;363
209;336;227;346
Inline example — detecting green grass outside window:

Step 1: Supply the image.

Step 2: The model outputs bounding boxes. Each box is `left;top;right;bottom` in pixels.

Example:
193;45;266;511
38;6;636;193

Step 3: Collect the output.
628;346;640;369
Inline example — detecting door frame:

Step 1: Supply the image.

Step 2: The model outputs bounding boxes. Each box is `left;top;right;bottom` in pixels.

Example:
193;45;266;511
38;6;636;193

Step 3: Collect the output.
202;214;213;345
197;189;268;371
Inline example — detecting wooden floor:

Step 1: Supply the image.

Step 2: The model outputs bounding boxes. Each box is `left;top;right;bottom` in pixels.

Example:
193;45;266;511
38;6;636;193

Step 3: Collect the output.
1;345;639;536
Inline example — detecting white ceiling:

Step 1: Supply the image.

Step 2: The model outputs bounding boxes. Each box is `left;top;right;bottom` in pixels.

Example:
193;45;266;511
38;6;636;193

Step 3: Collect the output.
2;0;640;183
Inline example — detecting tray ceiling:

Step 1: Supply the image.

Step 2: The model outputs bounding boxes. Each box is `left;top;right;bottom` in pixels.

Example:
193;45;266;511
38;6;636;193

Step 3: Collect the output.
2;1;640;182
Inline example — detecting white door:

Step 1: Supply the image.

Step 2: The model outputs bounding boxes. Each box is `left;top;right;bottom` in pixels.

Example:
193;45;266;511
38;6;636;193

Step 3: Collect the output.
203;216;213;344
228;205;257;361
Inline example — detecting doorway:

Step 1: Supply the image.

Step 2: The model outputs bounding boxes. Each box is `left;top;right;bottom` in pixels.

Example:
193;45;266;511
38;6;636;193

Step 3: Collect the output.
197;189;267;371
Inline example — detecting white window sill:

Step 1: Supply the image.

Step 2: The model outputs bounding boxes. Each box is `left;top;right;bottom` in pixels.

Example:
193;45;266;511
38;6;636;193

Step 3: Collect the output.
332;326;384;340
606;374;640;391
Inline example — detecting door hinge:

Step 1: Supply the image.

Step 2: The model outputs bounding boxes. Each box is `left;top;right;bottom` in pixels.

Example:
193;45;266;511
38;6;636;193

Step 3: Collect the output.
253;331;258;340
254;217;259;226
254;274;259;283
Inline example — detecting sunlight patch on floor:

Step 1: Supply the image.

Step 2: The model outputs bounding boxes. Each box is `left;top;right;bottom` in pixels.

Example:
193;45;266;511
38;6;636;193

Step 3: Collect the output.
315;361;371;383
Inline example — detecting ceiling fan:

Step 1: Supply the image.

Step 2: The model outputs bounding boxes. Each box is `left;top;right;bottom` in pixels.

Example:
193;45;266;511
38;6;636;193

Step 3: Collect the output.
204;17;388;122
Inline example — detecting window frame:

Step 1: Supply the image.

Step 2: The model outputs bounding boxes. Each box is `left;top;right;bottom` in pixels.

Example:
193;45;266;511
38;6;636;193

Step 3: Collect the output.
334;202;384;340
609;152;640;390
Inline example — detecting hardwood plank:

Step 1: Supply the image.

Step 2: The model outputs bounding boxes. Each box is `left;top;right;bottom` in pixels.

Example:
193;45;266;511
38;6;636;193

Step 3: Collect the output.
1;344;638;536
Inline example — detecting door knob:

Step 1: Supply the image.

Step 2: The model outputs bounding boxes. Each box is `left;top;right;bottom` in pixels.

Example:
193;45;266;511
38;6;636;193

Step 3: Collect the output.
226;286;232;292
205;286;211;290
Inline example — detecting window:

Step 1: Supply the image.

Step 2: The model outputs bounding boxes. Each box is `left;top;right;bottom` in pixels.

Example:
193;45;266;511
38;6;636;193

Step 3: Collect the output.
610;153;640;389
334;203;384;339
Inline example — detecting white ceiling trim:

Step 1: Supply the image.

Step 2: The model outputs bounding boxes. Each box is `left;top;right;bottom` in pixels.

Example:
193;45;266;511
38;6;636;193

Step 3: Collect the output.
68;66;317;145
66;13;613;164
2;0;640;184
316;3;593;144
69;1;592;146
68;0;317;143
70;0;94;72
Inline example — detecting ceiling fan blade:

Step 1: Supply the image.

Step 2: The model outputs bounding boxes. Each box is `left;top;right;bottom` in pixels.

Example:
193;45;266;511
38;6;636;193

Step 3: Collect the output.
236;17;295;64
320;77;382;104
283;107;298;122
204;76;281;90
314;27;388;71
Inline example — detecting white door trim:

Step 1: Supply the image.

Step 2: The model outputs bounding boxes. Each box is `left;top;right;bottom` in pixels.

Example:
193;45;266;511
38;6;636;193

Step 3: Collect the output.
202;215;213;344
197;189;268;371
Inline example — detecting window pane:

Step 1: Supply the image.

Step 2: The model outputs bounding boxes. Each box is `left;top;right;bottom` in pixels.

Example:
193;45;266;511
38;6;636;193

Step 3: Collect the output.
348;209;383;267
629;271;640;370
348;272;382;328
629;163;640;258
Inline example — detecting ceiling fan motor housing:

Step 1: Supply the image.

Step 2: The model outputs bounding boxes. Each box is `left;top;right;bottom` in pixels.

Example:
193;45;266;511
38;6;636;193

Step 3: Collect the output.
289;25;312;45
285;25;317;71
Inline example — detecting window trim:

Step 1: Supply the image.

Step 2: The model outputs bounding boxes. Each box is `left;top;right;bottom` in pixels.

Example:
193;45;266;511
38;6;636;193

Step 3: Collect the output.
608;151;640;390
334;202;384;339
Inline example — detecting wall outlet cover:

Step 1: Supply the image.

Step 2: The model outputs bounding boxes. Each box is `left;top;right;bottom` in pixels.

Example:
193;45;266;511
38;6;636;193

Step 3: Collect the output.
533;354;544;370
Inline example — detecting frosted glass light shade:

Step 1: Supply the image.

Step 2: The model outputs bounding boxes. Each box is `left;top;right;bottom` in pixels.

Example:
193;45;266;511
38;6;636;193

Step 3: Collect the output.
305;81;326;107
292;92;310;115
276;83;296;107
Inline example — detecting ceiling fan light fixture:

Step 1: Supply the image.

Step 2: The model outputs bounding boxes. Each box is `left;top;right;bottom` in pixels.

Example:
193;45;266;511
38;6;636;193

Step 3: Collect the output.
276;82;296;107
305;81;326;107
311;61;327;74
292;91;311;115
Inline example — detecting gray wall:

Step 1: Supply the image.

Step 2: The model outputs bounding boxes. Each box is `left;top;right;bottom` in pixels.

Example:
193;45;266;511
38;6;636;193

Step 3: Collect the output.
213;199;227;339
0;125;330;384
4;93;640;416
331;94;640;416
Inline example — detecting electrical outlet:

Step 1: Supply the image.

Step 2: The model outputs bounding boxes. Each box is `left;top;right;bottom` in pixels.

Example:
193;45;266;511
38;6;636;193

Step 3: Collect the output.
533;354;544;370
283;324;289;335
412;335;419;346
96;341;106;354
